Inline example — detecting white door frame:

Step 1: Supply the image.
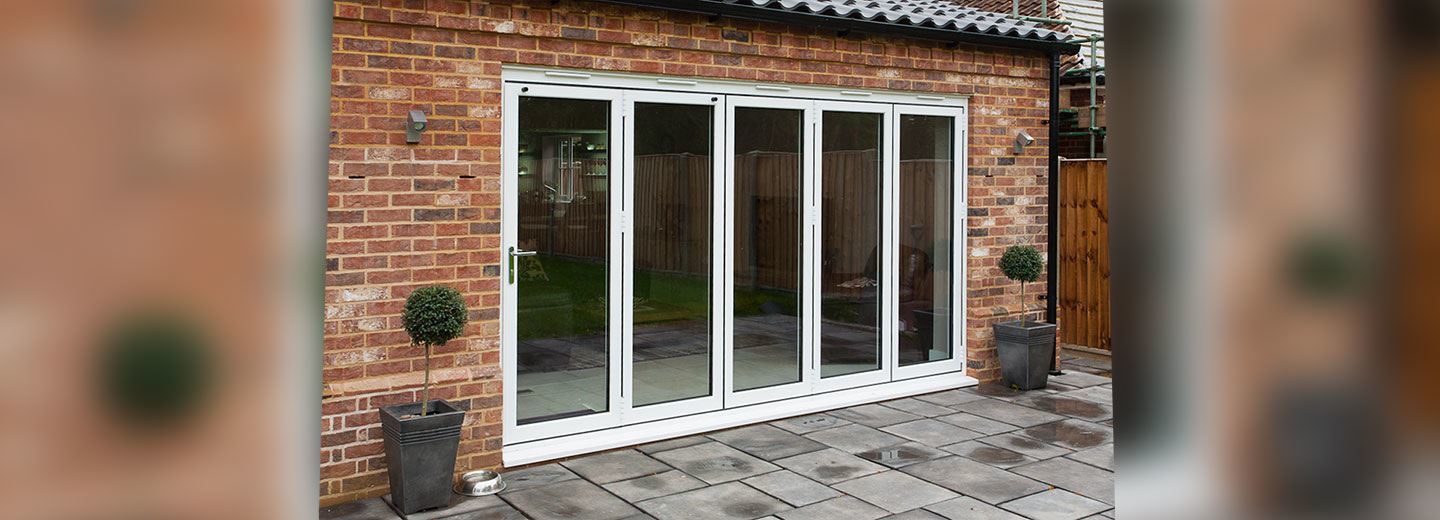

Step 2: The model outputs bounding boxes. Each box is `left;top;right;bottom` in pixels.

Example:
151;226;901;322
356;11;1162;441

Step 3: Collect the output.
619;90;727;424
811;100;895;394
502;83;626;444
891;103;969;381
500;70;974;452
722;95;817;408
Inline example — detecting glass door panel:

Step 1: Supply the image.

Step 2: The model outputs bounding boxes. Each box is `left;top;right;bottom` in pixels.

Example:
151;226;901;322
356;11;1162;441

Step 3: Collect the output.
897;114;957;367
513;95;614;425
731;106;805;392
630;101;716;407
819;111;885;378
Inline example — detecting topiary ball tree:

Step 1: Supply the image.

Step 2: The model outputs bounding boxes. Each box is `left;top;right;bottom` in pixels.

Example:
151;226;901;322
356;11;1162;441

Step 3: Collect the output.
402;286;468;415
999;245;1045;324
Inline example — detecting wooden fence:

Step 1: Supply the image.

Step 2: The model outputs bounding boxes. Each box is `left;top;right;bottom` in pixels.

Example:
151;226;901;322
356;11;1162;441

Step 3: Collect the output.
1058;159;1111;351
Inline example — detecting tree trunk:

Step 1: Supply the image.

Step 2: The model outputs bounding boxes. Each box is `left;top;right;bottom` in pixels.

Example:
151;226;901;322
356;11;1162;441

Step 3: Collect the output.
421;343;431;416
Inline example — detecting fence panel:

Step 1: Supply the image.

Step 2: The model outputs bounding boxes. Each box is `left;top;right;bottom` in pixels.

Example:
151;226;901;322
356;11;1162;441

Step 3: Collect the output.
1059;159;1111;351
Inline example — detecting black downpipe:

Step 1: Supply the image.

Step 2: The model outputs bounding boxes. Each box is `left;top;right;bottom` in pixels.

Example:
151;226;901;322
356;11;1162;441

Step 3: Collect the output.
1046;51;1063;374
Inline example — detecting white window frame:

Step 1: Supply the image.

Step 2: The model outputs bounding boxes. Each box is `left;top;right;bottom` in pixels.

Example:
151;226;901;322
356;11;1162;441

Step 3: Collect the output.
891;104;970;381
810;100;896;394
722;95;816;408
500;66;974;460
619;90;727;425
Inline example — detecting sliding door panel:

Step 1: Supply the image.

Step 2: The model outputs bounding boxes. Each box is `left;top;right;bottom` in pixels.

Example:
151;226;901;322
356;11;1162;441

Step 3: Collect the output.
893;105;967;379
814;102;892;391
623;93;725;420
504;84;626;442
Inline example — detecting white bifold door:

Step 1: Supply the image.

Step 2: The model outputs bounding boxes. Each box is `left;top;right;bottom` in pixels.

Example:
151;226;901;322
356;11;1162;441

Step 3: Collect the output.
503;83;965;444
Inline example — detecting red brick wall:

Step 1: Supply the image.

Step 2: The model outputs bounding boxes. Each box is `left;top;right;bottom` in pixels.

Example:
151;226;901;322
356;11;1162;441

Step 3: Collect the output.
325;0;1053;505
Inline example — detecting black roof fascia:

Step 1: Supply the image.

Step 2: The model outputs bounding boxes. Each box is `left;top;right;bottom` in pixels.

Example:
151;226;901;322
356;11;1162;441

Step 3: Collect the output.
594;0;1081;54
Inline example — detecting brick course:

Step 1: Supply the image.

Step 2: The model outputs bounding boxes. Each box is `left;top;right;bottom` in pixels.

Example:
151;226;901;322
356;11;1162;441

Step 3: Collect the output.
325;0;1053;506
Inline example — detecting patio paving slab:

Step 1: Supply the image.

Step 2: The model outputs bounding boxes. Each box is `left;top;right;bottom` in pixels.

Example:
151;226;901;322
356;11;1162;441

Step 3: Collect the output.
1049;371;1111;388
948;398;1068;427
651;441;780;484
832;470;959;513
978;432;1074;460
1019;419;1113;451
498;463;580;495
635;481;790;520
636;435;711;454
854;441;950;468
707;424;828;461
922;496;1026;520
502;478;642;520
827;404;923;428
1014;394;1114;422
804;423;907;453
1012;457;1116;504
773;447;887;485
770;413;852;435
999;489;1110;520
741;469;842;507
325;367;1113;520
881;509;947;520
776;496;889;520
900;456;1049;505
1057;386;1113;406
1066;443;1114;471
878;398;959;417
881;419;983;447
939;440;1038;469
911;389;987;407
603;470;709;502
561;449;673;484
933;412;1019;435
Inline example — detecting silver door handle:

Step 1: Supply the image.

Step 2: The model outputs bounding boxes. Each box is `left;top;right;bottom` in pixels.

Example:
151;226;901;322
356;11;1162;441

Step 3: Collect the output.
508;247;538;284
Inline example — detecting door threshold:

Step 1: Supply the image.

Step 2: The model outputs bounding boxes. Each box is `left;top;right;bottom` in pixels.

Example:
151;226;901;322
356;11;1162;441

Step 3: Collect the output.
502;372;978;467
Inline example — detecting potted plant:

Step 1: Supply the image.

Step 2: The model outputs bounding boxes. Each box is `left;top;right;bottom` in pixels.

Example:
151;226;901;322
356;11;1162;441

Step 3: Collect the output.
380;286;469;515
994;245;1057;390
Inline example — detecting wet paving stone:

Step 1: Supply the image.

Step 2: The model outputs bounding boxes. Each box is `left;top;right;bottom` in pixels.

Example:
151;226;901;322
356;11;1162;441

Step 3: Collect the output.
1065;443;1114;471
828;404;923;428
939;440;1037;469
933;412;1019;435
636;481;790;520
651;441;779;484
833;470;958;513
855;442;950;468
949;398;1067;428
1000;488;1109;520
776;496;888;520
882;509;948;520
911;389;987;407
771;414;852;435
881;419;984;447
603;470;708;502
977;433;1073;460
561;449;673;484
1019;419;1113;451
499;463;580;495
707;424;827;461
742;470;842;507
805;424;908;454
1015;395;1113;422
878;398;959;417
774;447;887;485
503;479;642;520
1012;457;1115;505
923;496;1027;519
901;456;1049;505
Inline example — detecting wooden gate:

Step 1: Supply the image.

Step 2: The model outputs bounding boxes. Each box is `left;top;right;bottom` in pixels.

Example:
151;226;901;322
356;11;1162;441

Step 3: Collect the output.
1058;159;1111;351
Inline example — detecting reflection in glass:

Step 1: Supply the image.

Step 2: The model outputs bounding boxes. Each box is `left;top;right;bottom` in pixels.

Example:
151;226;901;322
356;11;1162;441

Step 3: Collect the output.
632;103;713;406
820;112;883;378
898;115;956;366
732;107;803;391
515;97;610;424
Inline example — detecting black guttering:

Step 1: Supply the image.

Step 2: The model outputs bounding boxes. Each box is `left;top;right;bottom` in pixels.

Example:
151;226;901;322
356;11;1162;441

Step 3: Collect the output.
1045;51;1061;371
595;0;1082;54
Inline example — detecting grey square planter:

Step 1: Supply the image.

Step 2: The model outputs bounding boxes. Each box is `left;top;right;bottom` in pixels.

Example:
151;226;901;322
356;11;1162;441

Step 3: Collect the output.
380;400;465;515
994;321;1057;391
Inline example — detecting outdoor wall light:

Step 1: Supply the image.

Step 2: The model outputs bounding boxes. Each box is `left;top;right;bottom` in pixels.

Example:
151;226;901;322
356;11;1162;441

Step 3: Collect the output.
1014;130;1035;154
406;109;428;144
